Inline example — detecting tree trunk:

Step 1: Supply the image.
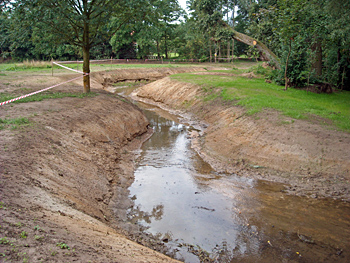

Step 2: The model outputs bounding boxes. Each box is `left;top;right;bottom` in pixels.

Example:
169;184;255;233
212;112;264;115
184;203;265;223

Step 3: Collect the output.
312;38;322;77
165;31;168;59
156;40;160;58
83;20;90;93
226;26;280;69
232;39;235;61
231;6;235;62
284;38;292;91
165;39;168;59
227;41;230;62
209;39;212;62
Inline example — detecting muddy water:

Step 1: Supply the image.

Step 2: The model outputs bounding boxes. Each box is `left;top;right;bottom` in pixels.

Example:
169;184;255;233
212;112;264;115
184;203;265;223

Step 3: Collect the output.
117;87;350;262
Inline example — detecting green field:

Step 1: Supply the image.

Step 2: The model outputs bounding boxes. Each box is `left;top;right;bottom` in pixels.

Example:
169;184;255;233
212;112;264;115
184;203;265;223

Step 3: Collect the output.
1;61;349;132
0;61;194;73
171;68;350;132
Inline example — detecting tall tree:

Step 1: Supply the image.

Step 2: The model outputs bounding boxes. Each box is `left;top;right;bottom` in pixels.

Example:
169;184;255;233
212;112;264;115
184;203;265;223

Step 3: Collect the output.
149;0;182;59
15;0;140;93
191;0;280;66
249;0;350;89
0;2;12;60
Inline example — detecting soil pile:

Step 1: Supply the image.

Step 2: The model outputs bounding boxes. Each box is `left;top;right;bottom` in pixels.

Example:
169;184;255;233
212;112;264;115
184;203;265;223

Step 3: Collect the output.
134;77;350;201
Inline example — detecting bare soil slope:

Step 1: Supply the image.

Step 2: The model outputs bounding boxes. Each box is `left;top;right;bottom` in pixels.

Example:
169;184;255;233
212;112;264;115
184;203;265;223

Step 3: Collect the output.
92;66;205;89
134;77;350;201
1;65;350;262
0;71;180;262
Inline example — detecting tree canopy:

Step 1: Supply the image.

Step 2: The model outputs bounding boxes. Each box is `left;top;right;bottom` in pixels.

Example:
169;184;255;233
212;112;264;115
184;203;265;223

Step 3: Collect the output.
1;0;349;90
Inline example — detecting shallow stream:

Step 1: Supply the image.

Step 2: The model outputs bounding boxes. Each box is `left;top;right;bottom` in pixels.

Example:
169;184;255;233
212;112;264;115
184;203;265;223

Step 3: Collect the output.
117;86;350;262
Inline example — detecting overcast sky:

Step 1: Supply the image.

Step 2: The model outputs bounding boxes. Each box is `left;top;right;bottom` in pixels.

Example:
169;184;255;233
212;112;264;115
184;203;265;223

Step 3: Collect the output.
178;0;188;11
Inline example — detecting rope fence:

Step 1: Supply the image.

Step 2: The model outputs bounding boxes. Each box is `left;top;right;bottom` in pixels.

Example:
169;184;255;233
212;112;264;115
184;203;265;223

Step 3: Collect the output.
1;62;85;106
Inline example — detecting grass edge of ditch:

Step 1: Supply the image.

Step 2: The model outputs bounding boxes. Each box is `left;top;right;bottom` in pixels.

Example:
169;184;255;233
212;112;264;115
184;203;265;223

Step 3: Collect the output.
170;72;350;133
0;91;97;105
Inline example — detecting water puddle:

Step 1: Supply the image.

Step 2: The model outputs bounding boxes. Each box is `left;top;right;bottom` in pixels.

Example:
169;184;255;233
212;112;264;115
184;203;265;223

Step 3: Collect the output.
117;86;350;262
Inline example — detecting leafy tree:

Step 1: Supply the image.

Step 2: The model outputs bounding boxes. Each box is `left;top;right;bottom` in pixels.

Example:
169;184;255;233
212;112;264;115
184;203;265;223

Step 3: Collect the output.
0;2;12;60
190;0;279;65
276;0;306;90
250;0;350;90
156;0;183;59
109;0;183;60
175;18;208;59
14;0;141;93
134;21;158;59
109;20;137;59
322;0;350;89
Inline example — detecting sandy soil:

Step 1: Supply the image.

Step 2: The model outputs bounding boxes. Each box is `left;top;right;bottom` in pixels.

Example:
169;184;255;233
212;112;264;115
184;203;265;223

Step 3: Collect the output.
1;65;350;262
134;76;350;201
0;70;183;262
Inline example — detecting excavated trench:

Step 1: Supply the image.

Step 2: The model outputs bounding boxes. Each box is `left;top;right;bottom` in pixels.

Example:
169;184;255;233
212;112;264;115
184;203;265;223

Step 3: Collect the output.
103;75;350;263
3;67;349;262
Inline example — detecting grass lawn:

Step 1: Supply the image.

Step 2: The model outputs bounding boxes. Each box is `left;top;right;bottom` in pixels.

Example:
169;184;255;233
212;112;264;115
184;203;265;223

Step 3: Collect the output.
0;61;195;73
170;70;350;132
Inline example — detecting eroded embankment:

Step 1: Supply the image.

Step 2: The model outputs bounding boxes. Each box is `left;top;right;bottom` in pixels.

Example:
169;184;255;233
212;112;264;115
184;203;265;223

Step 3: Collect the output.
134;77;350;201
92;66;205;89
0;88;180;262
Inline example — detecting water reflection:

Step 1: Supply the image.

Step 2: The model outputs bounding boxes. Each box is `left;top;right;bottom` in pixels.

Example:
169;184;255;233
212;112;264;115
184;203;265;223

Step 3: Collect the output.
127;109;258;262
128;203;164;225
126;104;350;262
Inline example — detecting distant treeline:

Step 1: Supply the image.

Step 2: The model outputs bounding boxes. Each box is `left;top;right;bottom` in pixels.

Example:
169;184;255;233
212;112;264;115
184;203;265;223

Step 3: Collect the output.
1;0;349;90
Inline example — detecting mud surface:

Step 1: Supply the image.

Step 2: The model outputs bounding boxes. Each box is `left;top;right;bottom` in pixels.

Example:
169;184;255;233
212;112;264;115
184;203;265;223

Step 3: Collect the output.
134;76;350;202
125;107;350;262
1;65;350;262
124;93;350;262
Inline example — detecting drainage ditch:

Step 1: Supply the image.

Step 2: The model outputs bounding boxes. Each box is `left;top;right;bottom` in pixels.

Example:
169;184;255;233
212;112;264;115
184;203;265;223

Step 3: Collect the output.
115;84;350;262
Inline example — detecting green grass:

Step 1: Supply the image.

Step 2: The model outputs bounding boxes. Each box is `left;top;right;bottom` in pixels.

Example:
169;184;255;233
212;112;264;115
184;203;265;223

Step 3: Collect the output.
0;91;96;129
50;62;198;74
0;61;52;72
170;73;350;132
206;68;248;75
88;63;190;71
0;91;96;105
0;59;256;73
0;117;30;130
0;62;195;73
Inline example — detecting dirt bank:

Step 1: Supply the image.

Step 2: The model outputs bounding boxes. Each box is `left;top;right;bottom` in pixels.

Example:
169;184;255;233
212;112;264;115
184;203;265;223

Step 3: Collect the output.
1;65;350;262
134;77;350;201
0;71;180;262
92;66;205;91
